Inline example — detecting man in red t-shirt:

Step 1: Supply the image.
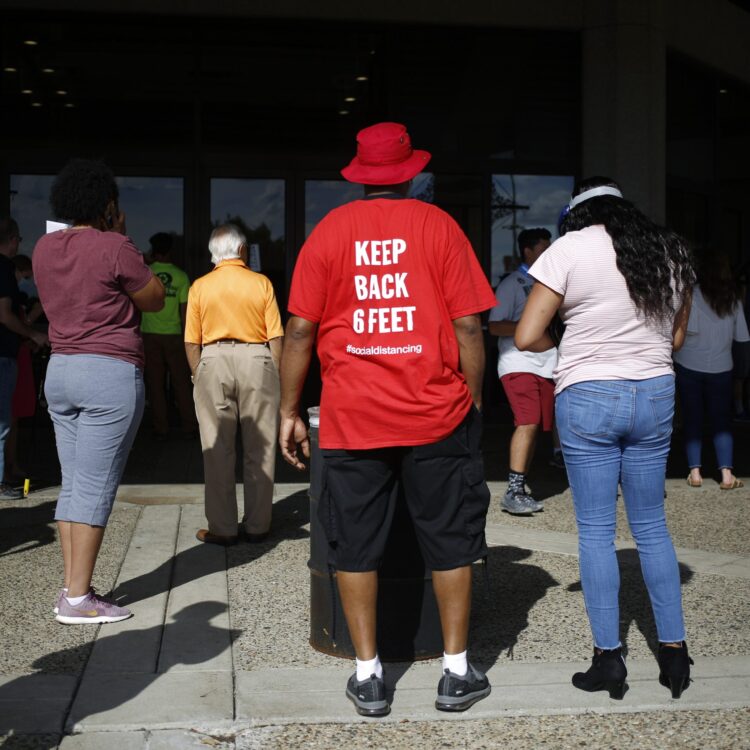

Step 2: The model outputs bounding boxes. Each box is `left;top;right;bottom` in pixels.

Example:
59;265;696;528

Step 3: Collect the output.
279;122;497;717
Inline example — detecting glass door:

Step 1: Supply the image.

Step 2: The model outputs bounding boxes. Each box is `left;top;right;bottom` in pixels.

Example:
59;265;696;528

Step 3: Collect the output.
209;177;286;307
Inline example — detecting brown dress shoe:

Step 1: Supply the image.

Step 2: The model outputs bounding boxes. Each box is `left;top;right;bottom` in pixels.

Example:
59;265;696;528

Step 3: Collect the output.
196;528;238;546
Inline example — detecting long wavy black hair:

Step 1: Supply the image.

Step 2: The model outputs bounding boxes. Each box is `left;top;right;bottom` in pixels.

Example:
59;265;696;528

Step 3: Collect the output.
697;253;742;318
560;176;695;321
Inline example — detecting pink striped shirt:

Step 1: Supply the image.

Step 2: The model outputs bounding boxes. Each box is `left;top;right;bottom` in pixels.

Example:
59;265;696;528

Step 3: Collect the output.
529;225;675;395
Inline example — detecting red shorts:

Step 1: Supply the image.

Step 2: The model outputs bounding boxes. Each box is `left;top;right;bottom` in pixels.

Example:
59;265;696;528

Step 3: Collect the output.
500;372;554;431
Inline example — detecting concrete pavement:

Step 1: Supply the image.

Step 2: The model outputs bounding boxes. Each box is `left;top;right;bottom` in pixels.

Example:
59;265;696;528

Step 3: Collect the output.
1;480;749;748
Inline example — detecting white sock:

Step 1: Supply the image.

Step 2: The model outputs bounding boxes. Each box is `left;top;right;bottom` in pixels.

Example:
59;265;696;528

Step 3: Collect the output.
356;655;383;681
443;650;468;676
66;593;88;606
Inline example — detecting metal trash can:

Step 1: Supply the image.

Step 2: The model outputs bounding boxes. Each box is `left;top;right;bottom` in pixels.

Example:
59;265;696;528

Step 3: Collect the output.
308;406;443;660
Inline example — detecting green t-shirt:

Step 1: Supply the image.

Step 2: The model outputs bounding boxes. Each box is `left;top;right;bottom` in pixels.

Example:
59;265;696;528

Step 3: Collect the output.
141;261;190;335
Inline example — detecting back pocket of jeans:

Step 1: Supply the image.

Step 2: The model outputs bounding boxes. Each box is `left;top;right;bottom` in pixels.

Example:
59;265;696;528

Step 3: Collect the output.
566;387;619;439
648;393;674;438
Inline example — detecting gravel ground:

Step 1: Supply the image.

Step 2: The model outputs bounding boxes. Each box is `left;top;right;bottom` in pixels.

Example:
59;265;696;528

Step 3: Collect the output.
485;480;750;557
227;490;750;668
235;708;750;750
0;495;141;676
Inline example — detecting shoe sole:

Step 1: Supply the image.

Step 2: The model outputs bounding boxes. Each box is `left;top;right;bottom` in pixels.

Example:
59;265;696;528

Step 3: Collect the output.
501;506;533;516
345;688;390;717
56;613;132;625
435;685;491;712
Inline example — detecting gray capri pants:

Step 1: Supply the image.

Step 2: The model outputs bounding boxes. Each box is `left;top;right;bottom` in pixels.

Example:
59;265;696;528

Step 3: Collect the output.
45;354;145;526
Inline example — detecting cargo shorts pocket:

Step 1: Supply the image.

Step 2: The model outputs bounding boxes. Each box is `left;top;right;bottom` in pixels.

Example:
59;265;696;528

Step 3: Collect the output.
462;458;491;537
316;469;338;547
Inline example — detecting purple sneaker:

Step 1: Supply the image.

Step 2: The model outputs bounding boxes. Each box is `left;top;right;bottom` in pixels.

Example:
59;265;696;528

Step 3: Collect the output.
53;588;68;615
56;591;132;624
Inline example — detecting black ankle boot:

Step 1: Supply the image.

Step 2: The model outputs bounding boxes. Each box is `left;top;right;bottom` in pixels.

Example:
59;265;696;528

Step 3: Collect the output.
572;647;627;700
658;641;694;699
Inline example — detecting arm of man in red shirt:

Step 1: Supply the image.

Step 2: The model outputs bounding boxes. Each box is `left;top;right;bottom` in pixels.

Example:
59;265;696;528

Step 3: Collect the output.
279;315;317;470
452;313;485;411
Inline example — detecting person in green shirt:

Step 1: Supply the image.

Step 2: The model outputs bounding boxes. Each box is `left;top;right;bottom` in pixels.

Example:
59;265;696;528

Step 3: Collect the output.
141;233;197;439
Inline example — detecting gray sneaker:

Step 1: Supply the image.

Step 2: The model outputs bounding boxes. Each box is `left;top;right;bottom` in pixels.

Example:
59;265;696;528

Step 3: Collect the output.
435;663;491;711
523;490;544;512
501;489;534;516
345;673;390;717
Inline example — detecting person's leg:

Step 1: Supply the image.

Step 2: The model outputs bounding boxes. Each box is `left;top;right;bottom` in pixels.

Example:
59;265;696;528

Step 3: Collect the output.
675;363;704;483
237;346;279;536
509;424;538;473
163;334;198;434
322;449;397;664
501;373;543;512
65;356;144;596
0;357;18;489
705;370;737;485
620;375;685;644
193;346;239;537
67;524;106;597
402;406;491;709
556;382;625;650
336;570;379;660
432;566;472;654
143;334;169;436
57;520;73;587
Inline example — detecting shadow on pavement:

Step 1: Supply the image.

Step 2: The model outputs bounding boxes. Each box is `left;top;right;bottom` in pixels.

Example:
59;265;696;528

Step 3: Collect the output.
113;490;310;607
0;601;238;746
567;549;694;658
0;500;56;557
384;545;560;702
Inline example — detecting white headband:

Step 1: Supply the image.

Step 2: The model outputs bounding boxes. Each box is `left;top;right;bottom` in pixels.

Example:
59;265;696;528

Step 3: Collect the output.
568;186;623;210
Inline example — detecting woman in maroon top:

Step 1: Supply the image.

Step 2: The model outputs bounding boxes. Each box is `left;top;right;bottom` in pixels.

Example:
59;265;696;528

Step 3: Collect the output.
33;159;164;625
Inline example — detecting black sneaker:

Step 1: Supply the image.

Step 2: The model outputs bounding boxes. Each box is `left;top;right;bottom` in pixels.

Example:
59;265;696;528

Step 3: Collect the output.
435;663;491;711
345;673;390;717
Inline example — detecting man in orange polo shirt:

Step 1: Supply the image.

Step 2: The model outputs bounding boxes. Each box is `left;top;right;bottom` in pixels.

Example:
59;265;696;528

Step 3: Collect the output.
185;223;284;545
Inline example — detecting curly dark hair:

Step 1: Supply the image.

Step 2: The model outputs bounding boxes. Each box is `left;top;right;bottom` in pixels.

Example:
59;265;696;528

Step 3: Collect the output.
697;253;742;318
560;176;695;321
50;159;118;225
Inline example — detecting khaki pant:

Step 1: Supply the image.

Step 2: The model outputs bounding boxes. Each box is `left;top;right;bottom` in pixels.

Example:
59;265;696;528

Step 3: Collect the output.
193;342;280;536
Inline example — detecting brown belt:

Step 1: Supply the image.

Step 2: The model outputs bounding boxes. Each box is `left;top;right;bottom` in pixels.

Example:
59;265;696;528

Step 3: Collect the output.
204;339;269;347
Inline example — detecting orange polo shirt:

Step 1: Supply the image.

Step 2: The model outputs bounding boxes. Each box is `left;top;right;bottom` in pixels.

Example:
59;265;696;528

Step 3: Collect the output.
184;259;284;345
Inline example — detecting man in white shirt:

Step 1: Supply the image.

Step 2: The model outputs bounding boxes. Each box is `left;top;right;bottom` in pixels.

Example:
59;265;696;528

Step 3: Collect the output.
489;228;557;515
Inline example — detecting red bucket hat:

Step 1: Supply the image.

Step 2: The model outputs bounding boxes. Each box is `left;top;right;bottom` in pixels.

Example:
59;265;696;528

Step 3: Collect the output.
341;122;431;185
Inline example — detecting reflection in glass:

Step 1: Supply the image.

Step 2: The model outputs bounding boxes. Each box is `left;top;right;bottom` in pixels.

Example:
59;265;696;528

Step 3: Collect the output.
491;174;574;287
210;178;285;302
116;177;184;257
304;180;361;237
305;175;435;239
9;174;55;255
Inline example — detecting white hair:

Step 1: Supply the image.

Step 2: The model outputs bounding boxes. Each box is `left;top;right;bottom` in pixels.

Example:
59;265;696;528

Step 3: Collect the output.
208;223;246;264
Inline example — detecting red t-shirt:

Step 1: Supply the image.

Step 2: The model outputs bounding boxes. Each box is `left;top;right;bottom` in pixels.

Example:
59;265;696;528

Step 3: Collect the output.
33;228;154;369
289;197;496;449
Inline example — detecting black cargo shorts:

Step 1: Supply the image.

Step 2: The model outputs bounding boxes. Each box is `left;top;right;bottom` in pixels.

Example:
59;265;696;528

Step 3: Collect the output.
319;405;491;572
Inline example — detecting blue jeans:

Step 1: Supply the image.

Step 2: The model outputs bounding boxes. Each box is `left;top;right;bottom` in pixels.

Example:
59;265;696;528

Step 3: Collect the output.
556;375;686;649
0;357;18;484
675;363;734;470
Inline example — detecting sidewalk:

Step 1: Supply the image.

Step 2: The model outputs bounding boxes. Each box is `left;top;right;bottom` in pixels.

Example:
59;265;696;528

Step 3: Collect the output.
1;479;749;749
